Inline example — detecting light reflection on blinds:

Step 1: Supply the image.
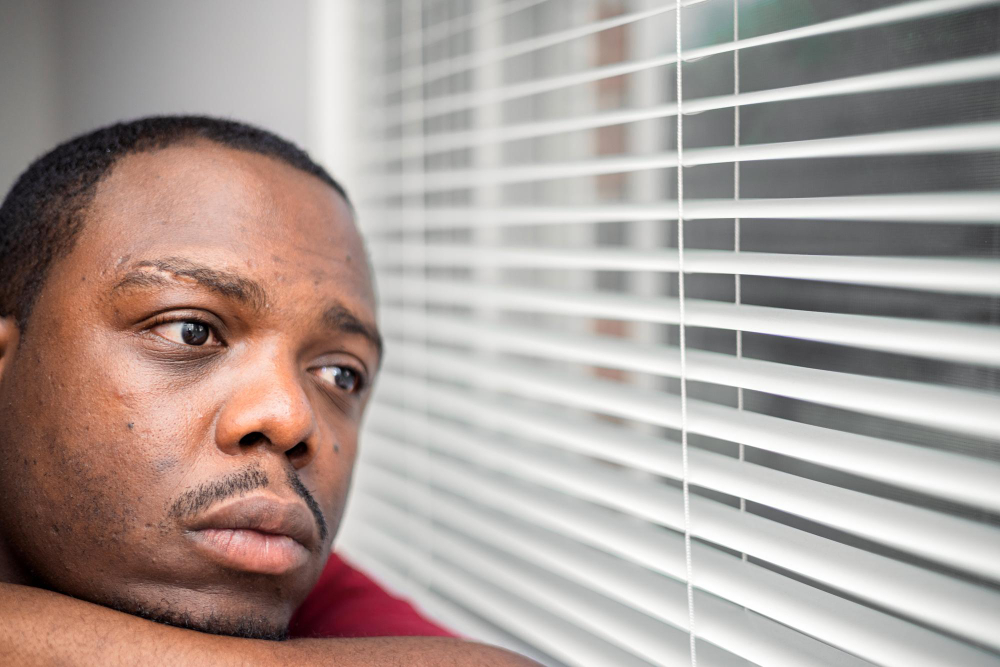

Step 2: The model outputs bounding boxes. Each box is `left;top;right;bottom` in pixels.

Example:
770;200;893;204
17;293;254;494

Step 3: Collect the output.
336;1;1000;665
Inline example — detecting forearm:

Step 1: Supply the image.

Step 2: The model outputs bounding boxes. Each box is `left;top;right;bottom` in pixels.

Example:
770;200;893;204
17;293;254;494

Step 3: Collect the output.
0;583;537;666
1;583;270;666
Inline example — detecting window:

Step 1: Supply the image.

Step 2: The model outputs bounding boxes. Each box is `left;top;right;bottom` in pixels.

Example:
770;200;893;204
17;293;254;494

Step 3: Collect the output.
336;1;1000;665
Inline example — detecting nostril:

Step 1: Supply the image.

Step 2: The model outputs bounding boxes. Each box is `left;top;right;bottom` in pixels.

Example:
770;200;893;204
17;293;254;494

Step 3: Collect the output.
239;431;267;447
286;441;309;462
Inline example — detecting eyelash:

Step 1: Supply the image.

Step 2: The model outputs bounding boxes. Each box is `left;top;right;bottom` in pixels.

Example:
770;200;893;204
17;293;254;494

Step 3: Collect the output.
147;314;224;347
313;364;367;396
146;315;366;394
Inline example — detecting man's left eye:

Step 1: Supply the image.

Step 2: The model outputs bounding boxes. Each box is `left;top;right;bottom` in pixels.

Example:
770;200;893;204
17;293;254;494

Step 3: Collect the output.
314;365;362;393
151;321;220;347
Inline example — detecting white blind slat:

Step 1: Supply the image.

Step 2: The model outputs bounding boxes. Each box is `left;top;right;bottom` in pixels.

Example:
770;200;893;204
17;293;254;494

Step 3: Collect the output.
357;496;739;667
382;312;1000;439
383;53;1000;157
390;1;713;95
379;277;1000;367
376;245;1000;295
360;464;867;667
353;529;654;667
333;542;556;665
358;434;1000;667
351;1;1000;663
368;401;1000;612
366;409;1000;651
384;0;999;122
376;193;1000;227
378;122;1000;194
380;370;1000;513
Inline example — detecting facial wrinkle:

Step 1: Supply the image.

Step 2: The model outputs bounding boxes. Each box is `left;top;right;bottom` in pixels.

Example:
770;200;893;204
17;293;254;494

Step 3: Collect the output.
112;257;268;312
286;467;329;545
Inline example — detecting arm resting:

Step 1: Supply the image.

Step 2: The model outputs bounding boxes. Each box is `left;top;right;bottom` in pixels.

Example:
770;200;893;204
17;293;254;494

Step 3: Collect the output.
0;583;538;666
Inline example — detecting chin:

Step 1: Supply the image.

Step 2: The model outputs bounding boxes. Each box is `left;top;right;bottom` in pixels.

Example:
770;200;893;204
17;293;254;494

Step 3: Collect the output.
104;593;291;640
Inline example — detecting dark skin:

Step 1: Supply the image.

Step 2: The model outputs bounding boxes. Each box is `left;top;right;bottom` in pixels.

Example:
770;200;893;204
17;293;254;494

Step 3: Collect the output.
0;142;537;666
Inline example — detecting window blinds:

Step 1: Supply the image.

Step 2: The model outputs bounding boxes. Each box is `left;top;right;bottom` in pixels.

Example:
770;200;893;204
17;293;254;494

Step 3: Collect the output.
335;1;1000;665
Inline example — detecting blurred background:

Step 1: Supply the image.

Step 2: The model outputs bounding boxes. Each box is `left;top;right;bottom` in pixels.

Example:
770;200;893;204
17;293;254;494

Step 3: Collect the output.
0;0;357;197
2;1;1000;666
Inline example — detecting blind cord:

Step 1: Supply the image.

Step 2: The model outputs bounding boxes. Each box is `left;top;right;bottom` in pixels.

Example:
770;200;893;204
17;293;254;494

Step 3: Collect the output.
734;0;747;561
402;0;434;591
676;3;697;666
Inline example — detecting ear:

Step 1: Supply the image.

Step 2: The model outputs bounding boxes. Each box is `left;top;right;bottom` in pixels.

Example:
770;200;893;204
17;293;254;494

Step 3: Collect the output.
0;317;19;382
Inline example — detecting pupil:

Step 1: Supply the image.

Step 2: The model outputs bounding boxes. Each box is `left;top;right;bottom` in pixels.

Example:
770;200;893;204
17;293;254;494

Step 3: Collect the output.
181;322;209;346
334;367;356;391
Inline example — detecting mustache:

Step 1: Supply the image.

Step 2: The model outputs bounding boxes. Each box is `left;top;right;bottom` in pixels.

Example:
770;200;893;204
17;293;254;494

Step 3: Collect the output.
168;465;329;543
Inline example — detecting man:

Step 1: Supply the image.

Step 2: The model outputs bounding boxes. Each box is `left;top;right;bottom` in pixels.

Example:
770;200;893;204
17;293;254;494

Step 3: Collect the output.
0;116;536;665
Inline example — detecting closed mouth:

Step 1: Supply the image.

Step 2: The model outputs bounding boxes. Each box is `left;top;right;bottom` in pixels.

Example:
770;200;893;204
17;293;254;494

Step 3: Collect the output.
184;495;319;575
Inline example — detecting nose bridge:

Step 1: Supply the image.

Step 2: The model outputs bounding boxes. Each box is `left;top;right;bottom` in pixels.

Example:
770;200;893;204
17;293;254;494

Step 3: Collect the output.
217;342;316;455
261;353;315;443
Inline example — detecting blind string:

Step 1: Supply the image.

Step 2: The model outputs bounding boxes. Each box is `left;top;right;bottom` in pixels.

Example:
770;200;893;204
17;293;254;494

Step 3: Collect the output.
734;0;747;560
676;2;697;666
404;0;433;590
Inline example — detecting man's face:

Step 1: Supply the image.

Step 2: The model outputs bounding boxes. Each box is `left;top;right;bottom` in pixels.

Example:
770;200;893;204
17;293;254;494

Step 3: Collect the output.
0;141;380;638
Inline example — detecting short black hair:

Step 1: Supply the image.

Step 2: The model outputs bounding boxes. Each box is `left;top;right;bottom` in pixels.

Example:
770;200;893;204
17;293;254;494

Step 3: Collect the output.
0;114;350;329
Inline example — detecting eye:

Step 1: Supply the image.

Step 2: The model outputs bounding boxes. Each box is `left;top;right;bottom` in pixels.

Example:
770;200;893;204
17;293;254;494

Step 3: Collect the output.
314;365;363;394
151;320;220;347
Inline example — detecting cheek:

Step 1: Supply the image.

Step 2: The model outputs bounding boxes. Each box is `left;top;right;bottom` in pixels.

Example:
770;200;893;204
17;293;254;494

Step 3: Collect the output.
0;332;201;583
0;398;148;588
306;426;360;536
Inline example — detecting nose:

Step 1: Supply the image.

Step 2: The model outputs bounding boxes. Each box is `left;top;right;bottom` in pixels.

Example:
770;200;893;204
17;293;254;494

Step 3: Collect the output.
214;350;318;468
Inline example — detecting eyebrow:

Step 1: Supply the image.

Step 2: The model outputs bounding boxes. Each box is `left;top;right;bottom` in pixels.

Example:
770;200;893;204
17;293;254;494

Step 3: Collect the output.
324;303;384;363
113;256;383;362
113;257;268;312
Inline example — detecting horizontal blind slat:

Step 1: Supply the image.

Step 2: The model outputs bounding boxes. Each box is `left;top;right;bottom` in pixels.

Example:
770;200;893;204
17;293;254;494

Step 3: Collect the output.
369;399;1000;602
356;497;739;667
375;245;1000;295
360;464;866;667
392;0;549;61
351;529;655;667
358;433;1000;667
334;542;555;665
375;122;1000;194
370;402;1000;648
375;193;1000;227
379;277;1000;366
382;53;1000;157
382;312;1000;439
363;2;1000;665
389;1;712;95
380;370;1000;512
384;0;1000;122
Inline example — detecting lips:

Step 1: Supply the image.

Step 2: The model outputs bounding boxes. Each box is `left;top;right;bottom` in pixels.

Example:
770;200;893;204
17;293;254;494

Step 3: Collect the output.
185;495;319;575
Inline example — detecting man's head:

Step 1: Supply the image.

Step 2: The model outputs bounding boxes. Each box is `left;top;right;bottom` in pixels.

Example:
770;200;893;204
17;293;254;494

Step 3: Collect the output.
0;116;381;639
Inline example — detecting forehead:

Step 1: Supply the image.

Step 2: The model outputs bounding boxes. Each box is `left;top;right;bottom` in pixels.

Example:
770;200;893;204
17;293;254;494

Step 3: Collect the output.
70;141;374;314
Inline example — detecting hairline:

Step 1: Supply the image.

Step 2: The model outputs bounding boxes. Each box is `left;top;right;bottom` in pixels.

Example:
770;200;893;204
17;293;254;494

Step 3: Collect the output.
15;136;364;335
0;116;360;333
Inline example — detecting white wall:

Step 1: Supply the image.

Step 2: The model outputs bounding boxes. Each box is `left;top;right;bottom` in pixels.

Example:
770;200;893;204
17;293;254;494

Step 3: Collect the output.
0;0;358;197
54;0;311;144
0;0;61;195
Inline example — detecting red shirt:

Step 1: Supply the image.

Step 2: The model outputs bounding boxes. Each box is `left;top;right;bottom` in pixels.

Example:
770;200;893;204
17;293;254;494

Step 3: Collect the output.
289;553;456;639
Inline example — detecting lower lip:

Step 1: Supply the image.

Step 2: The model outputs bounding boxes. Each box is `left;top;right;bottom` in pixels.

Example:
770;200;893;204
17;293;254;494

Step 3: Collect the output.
188;528;310;575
